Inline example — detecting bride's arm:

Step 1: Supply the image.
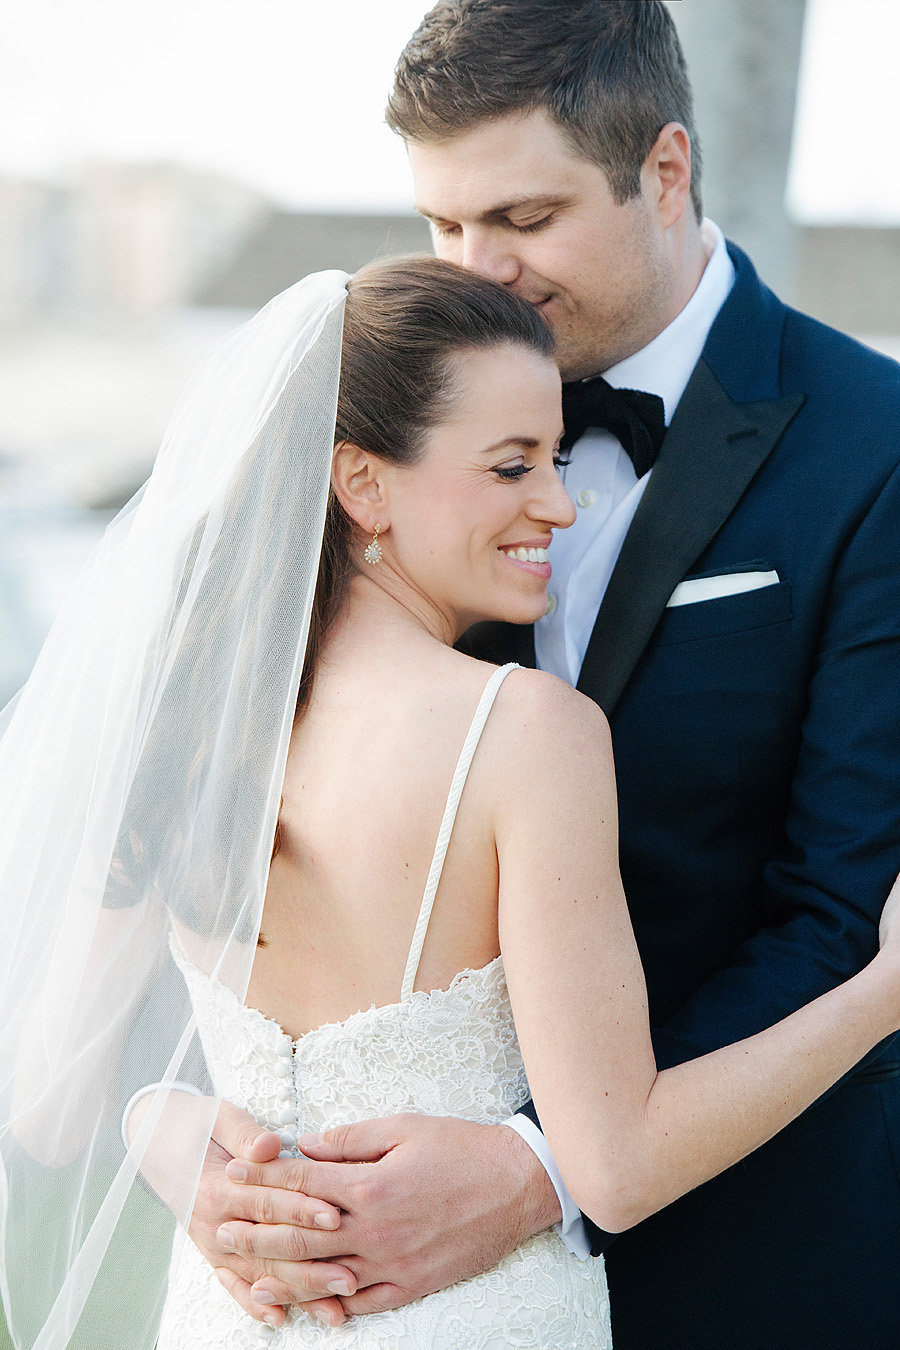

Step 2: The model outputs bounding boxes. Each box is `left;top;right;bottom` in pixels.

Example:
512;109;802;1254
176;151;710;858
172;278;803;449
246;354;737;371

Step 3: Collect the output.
493;669;900;1234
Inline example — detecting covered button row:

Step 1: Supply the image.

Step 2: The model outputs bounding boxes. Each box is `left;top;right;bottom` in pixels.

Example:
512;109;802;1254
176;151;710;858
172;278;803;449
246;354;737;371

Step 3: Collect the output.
276;1039;298;1155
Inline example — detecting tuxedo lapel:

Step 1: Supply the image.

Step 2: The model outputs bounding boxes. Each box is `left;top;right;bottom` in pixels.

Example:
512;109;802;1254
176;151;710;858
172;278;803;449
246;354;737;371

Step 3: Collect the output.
576;359;804;714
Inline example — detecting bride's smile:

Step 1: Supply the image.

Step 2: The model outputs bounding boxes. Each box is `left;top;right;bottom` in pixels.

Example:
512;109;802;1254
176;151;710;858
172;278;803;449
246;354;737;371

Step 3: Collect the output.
497;541;552;576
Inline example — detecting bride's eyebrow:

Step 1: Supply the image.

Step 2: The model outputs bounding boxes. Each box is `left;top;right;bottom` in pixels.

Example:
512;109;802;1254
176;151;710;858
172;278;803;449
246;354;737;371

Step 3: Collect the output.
481;436;541;454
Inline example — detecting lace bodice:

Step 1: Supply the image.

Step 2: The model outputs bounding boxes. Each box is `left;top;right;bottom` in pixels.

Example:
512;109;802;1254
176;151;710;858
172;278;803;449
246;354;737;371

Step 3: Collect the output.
160;951;611;1349
175;951;529;1136
157;666;612;1348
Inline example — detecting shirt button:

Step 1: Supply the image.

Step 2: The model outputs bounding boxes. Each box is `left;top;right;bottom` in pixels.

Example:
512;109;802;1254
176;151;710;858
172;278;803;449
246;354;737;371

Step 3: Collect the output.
545;594;557;615
576;487;596;508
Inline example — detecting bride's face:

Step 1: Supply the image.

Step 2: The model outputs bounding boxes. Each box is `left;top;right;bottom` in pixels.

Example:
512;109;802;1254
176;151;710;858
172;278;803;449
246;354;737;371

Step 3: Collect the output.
382;341;575;636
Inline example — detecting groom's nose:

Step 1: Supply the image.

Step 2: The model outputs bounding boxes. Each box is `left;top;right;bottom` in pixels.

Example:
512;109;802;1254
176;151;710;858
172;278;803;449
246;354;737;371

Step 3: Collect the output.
457;228;521;286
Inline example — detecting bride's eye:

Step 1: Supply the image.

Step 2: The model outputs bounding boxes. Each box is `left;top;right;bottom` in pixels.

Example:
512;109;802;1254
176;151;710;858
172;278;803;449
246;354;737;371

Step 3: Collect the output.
553;452;572;472
493;464;535;481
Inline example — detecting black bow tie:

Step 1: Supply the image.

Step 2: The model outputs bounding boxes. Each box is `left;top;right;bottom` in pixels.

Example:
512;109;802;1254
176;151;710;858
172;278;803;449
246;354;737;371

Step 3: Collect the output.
561;376;667;478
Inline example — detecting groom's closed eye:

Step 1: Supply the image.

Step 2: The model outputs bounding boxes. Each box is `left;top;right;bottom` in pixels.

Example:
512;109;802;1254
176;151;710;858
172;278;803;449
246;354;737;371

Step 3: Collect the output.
505;214;557;234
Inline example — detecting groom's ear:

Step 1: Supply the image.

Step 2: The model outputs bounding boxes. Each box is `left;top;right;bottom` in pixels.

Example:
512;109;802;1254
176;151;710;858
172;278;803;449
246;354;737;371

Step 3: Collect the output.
643;121;693;230
332;440;391;533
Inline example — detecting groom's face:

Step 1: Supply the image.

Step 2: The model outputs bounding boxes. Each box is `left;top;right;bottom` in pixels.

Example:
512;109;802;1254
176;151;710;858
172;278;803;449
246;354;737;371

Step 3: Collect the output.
408;109;671;381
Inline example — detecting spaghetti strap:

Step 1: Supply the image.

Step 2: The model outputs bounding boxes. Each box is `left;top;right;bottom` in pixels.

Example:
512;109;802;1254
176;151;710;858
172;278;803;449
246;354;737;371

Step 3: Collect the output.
400;663;520;1002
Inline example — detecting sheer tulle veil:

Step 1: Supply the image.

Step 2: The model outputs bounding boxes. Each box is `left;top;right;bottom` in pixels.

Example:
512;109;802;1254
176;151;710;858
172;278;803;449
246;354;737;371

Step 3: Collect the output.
0;270;349;1349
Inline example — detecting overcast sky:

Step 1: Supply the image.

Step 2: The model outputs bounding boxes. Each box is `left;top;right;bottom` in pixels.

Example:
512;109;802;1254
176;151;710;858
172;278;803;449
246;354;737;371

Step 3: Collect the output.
2;0;898;223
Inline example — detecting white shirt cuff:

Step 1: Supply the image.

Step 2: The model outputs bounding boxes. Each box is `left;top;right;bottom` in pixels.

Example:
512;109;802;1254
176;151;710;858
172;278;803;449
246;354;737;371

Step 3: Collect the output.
503;1114;591;1260
121;1080;204;1152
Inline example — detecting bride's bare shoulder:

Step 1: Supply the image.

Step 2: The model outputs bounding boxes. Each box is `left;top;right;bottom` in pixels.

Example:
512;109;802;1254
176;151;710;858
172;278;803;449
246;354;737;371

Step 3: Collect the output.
486;664;612;771
422;648;611;776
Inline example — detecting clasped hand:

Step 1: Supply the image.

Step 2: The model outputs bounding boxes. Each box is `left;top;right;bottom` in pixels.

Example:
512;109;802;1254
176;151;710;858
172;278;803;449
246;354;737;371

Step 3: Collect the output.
190;1102;560;1329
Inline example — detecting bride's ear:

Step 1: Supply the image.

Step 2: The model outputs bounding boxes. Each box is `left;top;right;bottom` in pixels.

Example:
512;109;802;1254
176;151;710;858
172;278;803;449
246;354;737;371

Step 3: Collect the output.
332;440;390;535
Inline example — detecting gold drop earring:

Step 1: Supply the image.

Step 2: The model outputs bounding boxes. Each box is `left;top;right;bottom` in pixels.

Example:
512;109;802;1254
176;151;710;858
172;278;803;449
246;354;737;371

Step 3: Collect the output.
363;524;383;565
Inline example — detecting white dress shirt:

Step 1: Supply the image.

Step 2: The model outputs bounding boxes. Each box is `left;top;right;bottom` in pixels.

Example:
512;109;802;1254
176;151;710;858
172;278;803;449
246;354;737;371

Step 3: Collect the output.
506;222;737;1257
535;220;736;684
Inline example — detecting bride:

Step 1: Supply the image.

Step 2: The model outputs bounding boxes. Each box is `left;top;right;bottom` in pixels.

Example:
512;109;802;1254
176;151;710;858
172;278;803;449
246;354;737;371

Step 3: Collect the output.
0;257;898;1350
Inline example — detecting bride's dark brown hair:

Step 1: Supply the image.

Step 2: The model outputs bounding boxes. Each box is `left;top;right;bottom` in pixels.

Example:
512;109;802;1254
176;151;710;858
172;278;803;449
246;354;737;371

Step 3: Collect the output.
297;254;555;715
267;257;555;874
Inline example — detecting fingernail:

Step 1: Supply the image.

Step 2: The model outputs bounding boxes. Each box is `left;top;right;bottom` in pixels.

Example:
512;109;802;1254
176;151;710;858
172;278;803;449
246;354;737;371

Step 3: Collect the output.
226;1161;248;1182
327;1279;352;1296
314;1211;337;1229
264;1313;281;1326
299;1132;322;1148
313;1309;337;1326
252;1290;277;1306
216;1227;236;1252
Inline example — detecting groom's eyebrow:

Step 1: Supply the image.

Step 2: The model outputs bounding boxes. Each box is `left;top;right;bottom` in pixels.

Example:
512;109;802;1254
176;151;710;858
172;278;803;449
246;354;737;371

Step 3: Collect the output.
418;194;568;224
483;195;567;219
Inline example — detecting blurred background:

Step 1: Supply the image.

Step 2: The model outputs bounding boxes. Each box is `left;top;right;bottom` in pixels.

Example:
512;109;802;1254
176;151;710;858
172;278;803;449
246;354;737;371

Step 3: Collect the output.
1;0;899;704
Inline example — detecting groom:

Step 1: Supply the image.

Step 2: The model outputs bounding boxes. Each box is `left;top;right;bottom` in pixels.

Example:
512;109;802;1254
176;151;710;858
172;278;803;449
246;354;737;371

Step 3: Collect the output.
192;4;900;1344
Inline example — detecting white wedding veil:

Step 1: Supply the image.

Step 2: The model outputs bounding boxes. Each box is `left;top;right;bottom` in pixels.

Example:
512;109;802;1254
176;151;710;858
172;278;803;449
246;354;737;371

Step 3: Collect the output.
0;269;349;1349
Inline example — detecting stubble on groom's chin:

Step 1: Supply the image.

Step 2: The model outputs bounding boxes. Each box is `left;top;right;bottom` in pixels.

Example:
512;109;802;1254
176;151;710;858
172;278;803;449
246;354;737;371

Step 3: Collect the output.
547;299;659;382
547;253;675;380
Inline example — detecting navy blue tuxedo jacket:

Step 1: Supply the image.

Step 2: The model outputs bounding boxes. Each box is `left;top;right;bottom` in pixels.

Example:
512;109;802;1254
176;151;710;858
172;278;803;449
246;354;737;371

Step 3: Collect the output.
463;243;900;1345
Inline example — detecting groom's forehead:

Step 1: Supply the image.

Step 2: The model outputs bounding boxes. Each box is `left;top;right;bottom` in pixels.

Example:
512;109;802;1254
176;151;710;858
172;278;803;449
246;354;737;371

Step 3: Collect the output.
408;116;596;220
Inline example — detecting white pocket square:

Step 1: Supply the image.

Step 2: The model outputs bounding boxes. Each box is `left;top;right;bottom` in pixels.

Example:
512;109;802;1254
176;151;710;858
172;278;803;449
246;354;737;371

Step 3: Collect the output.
666;570;780;608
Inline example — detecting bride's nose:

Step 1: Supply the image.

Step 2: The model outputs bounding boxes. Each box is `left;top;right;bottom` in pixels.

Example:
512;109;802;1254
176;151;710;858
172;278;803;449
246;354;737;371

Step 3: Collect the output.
530;464;577;531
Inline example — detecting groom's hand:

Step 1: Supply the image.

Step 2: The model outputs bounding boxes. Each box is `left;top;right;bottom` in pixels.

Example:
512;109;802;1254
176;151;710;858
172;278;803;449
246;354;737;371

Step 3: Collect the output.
223;1113;561;1316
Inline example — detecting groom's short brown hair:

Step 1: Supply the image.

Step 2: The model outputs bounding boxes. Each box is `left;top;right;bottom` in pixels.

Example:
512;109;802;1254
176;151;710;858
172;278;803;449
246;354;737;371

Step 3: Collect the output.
387;0;703;221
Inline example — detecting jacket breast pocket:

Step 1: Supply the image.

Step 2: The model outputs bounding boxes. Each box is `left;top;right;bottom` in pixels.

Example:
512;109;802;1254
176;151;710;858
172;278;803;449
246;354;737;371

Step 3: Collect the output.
653;580;793;647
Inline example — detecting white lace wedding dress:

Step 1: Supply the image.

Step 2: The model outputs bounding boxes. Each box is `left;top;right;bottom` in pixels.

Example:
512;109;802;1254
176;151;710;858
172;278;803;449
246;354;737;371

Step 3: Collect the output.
157;665;612;1348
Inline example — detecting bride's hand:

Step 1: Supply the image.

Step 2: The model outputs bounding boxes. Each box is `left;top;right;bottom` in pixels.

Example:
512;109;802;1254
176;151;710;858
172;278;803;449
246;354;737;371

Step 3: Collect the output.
191;1100;350;1328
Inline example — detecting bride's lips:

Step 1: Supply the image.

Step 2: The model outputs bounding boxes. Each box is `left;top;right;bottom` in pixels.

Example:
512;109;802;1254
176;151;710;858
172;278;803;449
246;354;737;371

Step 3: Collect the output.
498;539;552;579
